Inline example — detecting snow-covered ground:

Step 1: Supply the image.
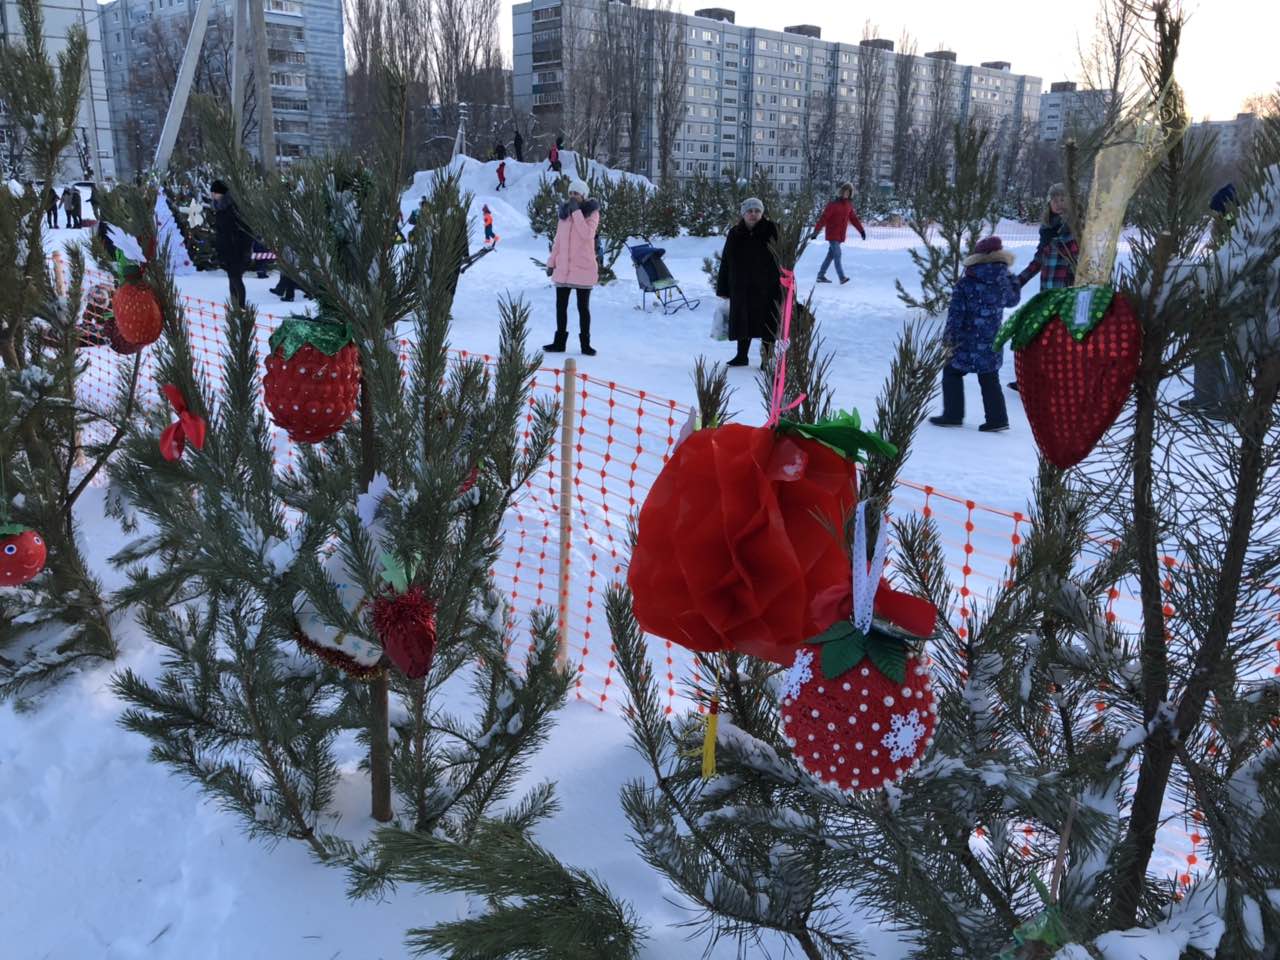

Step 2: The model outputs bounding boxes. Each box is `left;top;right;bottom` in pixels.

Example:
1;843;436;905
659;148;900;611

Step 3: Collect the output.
3;156;1142;958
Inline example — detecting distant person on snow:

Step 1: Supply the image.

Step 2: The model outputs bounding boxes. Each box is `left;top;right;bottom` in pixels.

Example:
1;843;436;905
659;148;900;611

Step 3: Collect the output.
210;178;252;309
493;141;506;160
514;129;524;163
482;204;499;245
543;178;600;357
45;186;59;228
496;160;507;190
717;197;781;369
929;236;1021;433
548;140;561;173
1009;182;1077;391
811;181;865;284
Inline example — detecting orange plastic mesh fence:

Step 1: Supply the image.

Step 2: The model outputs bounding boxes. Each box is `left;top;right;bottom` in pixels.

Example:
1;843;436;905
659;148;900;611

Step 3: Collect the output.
68;260;1230;887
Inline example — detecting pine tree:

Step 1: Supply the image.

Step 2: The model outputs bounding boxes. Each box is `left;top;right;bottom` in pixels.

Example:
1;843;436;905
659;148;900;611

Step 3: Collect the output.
895;120;1002;316
0;0;141;698
615;5;1280;957
108;72;572;861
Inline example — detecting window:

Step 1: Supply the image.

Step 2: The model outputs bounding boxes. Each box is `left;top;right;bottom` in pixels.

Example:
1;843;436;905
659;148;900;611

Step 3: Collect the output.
702;49;712;60
272;96;309;112
700;143;711;153
725;60;737;68
703;29;713;40
267;0;302;14
700;67;711;79
532;6;560;20
271;71;307;88
758;40;767;50
722;132;735;140
726;41;738;49
270;49;307;65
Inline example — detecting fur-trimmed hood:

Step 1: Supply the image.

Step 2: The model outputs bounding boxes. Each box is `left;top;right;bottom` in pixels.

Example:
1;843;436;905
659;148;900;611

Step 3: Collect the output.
963;248;1016;268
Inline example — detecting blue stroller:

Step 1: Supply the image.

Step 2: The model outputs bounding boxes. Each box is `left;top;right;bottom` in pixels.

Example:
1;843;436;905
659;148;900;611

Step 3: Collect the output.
628;242;700;315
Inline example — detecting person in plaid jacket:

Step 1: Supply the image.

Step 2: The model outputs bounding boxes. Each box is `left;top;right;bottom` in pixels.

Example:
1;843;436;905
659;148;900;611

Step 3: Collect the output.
1009;183;1077;389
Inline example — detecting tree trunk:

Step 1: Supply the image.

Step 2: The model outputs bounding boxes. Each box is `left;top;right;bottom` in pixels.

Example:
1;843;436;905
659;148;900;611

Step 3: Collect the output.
370;669;393;822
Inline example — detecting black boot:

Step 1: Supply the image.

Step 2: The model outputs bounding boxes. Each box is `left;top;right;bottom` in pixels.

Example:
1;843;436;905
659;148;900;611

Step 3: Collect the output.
579;317;596;356
727;339;750;367
930;366;965;426
544;331;568;353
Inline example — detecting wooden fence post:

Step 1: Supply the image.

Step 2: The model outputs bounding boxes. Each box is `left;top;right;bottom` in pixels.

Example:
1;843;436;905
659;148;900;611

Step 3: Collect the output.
556;357;578;667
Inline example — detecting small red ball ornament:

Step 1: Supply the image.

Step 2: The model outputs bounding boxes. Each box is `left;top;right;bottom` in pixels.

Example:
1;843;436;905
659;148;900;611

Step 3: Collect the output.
371;585;438;679
0;526;47;587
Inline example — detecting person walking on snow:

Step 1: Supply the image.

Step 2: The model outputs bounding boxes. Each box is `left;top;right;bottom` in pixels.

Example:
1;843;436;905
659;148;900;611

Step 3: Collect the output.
210;178;252;309
1009;182;1077;390
482;205;499;245
548;140;561;173
811;181;865;284
930;236;1022;433
496;160;507;190
45;186;60;228
514;128;524;163
544;178;600;357
717;197;782;369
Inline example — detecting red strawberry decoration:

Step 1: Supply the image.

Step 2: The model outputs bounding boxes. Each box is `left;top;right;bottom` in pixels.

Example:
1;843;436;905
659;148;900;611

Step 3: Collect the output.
0;525;47;587
995;285;1140;469
372;584;438;679
111;282;164;347
780;505;939;793
263;316;361;444
628;412;893;665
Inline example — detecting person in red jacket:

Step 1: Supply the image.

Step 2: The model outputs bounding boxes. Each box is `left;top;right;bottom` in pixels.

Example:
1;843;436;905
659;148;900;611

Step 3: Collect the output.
810;182;866;284
496;160;507;190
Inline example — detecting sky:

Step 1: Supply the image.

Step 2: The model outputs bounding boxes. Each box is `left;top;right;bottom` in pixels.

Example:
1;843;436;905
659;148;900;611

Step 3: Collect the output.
497;0;1278;121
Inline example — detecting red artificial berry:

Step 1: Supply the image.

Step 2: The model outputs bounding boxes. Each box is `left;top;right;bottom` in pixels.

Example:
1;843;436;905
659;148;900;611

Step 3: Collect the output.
0;529;48;587
371;585;438;679
111;282;163;347
780;645;937;793
263;342;361;444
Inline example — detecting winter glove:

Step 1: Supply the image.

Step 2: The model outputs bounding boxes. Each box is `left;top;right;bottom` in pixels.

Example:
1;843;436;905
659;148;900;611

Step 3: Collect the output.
546;266;554;277
810;232;819;240
858;228;867;241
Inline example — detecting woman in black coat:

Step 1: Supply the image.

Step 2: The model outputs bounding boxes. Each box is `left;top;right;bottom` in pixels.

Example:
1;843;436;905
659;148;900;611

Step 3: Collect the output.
715;197;781;368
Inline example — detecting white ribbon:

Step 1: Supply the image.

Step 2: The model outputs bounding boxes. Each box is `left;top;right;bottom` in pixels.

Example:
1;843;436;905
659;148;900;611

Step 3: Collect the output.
852;502;889;634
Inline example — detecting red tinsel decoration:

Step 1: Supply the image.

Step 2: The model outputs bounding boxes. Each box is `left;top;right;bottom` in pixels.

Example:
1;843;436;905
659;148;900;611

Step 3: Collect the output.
372;585;438;679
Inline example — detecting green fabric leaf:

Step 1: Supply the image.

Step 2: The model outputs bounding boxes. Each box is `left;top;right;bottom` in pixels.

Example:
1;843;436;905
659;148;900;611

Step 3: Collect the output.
378;552;408;594
866;631;908;685
0;522;29;538
820;630;867;679
809;619;856;646
268;315;355;361
993;285;1115;350
113;248;141;282
778;409;898;463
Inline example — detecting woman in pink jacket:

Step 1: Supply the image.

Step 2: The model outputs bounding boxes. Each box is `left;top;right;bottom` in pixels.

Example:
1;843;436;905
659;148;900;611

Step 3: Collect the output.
544;178;601;356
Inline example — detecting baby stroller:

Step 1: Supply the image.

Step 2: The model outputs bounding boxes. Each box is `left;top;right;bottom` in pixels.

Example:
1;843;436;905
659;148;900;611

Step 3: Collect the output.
628;241;700;315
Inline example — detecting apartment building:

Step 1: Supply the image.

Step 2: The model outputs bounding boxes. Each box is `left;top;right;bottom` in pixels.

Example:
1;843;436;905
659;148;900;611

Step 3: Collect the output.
1038;81;1111;143
1188;112;1259;170
512;0;1041;190
99;0;346;178
1;0;117;180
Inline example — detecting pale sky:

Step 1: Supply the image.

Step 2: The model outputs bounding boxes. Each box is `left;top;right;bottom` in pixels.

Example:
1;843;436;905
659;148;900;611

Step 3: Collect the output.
498;0;1278;121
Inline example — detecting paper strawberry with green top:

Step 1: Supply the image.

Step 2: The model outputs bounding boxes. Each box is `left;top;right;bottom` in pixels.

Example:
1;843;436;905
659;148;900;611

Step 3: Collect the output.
780;505;938;793
628;410;895;665
994;284;1140;469
0;523;47;587
109;249;164;347
263;315;361;444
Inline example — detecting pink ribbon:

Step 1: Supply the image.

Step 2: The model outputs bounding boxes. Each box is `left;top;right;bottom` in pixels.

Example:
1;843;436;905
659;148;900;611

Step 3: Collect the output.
766;268;805;427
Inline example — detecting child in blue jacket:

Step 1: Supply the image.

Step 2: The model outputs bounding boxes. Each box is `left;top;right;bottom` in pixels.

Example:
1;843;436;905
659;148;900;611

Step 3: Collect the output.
930;236;1021;432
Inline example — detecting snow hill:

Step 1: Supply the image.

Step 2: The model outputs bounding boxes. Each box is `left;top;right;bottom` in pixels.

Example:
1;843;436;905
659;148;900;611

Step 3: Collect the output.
5;155;1110;959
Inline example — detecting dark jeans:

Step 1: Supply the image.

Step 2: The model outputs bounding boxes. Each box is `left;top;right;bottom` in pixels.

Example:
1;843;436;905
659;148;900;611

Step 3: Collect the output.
554;286;591;342
227;270;247;309
47;208;58;228
278;275;298;300
941;365;1007;426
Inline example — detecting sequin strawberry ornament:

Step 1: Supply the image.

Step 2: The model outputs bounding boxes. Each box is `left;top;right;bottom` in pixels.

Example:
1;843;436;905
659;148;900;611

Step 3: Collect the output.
780;505;939;793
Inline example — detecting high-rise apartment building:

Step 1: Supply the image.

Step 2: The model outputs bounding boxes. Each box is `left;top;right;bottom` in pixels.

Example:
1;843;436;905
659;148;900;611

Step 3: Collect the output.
1;0;117;181
99;0;346;179
1188;112;1259;170
1038;81;1111;143
512;0;1041;189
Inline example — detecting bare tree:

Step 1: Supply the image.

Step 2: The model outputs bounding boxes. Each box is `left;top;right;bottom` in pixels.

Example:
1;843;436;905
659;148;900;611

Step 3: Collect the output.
1079;0;1143;126
890;30;918;193
1241;88;1279;117
652;0;685;184
798;85;838;186
853;23;889;193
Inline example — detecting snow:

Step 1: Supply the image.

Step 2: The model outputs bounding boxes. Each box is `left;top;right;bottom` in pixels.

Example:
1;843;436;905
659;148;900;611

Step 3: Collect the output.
3;153;1168;959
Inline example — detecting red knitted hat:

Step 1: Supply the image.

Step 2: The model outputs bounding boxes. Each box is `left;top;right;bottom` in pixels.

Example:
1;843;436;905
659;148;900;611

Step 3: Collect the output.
975;236;1003;255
